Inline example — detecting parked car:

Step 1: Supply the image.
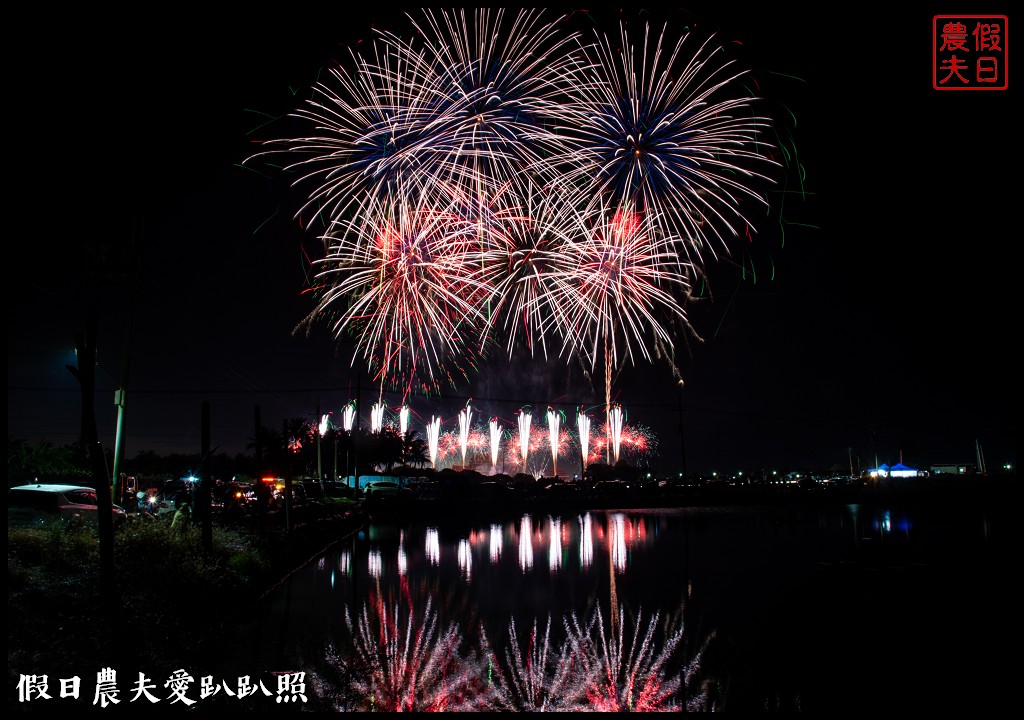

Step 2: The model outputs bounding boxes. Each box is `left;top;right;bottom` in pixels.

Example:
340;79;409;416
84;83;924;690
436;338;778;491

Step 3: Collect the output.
591;479;632;498
298;481;326;503
7;484;128;528
362;480;413;500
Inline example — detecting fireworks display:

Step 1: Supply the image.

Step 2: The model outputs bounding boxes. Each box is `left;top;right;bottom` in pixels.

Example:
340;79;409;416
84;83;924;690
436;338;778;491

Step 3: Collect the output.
327;395;656;477
250;7;779;405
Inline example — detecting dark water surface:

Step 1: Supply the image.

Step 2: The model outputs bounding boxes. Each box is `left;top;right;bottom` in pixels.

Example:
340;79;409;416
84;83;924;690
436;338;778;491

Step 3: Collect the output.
256;495;1015;712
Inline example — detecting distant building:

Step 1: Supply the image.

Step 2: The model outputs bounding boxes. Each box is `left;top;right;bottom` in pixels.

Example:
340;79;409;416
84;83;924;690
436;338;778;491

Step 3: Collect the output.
930;463;975;475
868;463;919;478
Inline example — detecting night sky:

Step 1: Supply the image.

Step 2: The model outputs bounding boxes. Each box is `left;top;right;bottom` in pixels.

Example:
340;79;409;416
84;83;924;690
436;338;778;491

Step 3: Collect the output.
8;4;1015;477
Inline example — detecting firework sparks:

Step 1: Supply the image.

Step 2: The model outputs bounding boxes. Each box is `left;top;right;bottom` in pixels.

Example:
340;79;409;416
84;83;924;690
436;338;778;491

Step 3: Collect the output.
381;9;593;205
547;407;562;477
488;614;589;712
308;187;488;395
336;596;493;711
489;417;502;470
475;182;592;360
399;405;410;437
371;402;385;433
563;604;692;712
577;409;592;470
517;409;533;467
609;404;625;465
458;401;474;468
426;415;442;469
253;8;780;418
342;401;357;432
313;595;715;712
562;18;778;268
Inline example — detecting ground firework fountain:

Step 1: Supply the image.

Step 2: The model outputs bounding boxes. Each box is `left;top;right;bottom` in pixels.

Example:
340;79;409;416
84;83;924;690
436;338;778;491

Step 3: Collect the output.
577;409;591;473
489;418;502;473
547;407;561;477
426;416;441;469
459;401;473;469
517;409;532;471
371;402;385;433
609;404;624;464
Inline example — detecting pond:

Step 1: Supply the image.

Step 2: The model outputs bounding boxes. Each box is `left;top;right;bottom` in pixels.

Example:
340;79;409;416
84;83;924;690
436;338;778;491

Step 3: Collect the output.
254;497;1014;712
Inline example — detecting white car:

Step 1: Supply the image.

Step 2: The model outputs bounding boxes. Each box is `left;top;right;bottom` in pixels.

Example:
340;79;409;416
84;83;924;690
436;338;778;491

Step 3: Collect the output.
7;483;128;528
362;480;412;500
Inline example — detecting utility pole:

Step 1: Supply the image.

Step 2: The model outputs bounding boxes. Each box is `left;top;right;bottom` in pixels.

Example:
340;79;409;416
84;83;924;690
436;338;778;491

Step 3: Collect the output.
255;405;266;537
68;309;116;604
111;226;140;507
200;401;212;552
317;397;323;483
353;374;361;491
678;390;687;481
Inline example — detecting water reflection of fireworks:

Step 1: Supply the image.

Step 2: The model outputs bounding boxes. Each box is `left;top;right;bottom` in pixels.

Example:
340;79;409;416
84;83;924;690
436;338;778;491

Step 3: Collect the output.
313;598;716;712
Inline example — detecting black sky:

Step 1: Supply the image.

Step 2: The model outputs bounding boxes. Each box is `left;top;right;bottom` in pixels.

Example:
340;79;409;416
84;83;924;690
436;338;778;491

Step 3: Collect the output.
8;4;1016;477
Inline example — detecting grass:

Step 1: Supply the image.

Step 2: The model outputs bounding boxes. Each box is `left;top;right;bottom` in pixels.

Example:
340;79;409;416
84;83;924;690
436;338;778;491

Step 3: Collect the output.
8;506;361;704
